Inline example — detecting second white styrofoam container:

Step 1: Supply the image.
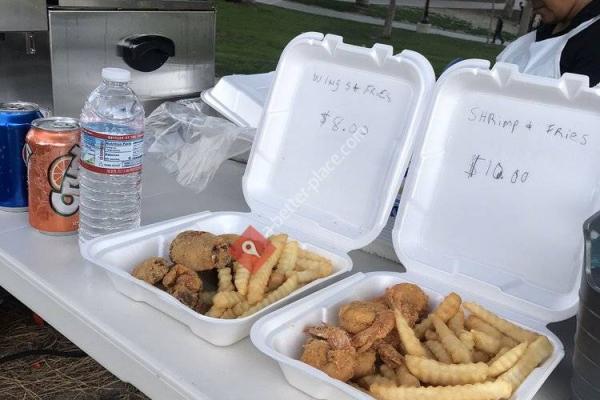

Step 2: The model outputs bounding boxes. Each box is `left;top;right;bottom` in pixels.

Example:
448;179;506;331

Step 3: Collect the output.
201;72;274;128
251;272;563;400
251;62;600;398
81;32;436;346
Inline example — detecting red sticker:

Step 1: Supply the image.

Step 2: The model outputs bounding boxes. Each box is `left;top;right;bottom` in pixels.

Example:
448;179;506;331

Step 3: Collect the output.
230;226;275;274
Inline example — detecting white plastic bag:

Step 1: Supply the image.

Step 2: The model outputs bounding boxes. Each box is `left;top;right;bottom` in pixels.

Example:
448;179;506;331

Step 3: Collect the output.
145;100;254;192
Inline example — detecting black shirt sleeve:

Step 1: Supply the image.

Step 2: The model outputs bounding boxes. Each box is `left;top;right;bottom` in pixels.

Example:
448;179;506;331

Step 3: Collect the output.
560;19;600;87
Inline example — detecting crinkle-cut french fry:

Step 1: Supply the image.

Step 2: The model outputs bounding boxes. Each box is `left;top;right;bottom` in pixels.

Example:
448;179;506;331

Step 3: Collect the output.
422;345;435;360
241;274;299;317
294;258;333;278
432;314;472;364
404;355;489;386
217;267;235;292
318;259;333;277
499;336;553;390
247;234;287;305
370;380;513;400
393;308;427;358
206;305;225;318
414;293;462;339
449;308;465;336
232;300;250;317
464;302;539;344
472;330;502;355
276;240;299;274
267;271;285;291
489;342;528;377
221;308;235;319
425;340;453;364
424;329;439;341
294;269;321;284
488;347;511;365
360;375;397;390
295;258;322;271
380;364;397;381
466;315;519;349
396;365;421;388
501;335;520;349
298;248;327;262
472;350;491;363
213;291;245;309
459;331;475;352
466;315;503;339
234;262;250;296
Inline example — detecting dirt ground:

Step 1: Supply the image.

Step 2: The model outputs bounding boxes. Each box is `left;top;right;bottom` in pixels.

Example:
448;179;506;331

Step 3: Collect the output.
0;290;148;400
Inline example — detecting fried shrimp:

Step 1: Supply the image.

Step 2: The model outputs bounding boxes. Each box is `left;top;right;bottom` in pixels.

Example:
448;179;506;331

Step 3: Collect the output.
377;342;405;369
302;326;357;381
354;350;377;378
339;301;388;334
385;283;429;324
351;309;395;352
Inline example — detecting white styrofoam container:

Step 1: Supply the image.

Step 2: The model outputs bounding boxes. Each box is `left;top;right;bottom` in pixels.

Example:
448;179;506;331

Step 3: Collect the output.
201;72;275;128
251;62;600;398
81;32;436;346
83;211;351;346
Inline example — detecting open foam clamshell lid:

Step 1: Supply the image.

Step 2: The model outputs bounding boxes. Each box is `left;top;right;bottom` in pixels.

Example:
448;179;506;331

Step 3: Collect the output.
243;32;435;252
201;72;275;128
394;59;600;324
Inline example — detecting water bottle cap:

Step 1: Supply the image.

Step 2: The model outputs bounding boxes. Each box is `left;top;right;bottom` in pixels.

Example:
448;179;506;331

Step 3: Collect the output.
102;68;131;83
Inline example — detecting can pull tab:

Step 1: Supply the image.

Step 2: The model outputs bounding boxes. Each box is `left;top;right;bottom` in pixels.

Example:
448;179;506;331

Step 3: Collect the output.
25;32;36;56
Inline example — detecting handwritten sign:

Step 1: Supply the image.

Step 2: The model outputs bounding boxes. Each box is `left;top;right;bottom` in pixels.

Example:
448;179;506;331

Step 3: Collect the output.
464;154;529;184
467;106;589;147
319;110;369;136
312;72;392;103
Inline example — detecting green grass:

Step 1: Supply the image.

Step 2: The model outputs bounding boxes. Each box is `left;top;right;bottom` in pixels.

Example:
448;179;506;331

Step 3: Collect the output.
215;0;501;77
284;0;517;41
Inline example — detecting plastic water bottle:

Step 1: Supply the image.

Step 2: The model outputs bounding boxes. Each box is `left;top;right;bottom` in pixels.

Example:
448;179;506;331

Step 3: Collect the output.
79;68;145;245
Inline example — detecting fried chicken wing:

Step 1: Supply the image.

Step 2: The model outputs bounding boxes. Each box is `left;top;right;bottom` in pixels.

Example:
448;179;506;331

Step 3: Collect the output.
131;257;170;285
214;235;234;269
162;264;203;307
169;231;224;271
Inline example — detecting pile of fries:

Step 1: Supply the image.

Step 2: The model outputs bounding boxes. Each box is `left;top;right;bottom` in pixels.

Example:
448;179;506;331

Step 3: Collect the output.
300;284;553;400
207;233;334;318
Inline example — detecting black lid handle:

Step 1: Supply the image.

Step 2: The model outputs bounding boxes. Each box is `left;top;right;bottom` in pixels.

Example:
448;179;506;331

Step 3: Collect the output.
117;34;175;73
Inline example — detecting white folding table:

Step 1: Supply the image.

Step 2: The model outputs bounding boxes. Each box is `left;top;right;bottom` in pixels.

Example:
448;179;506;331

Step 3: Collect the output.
0;159;575;399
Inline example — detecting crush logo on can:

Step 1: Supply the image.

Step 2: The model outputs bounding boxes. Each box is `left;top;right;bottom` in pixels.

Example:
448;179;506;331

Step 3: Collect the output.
48;145;80;216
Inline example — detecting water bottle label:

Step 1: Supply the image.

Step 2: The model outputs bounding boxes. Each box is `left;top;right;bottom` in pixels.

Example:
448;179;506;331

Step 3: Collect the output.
80;128;143;174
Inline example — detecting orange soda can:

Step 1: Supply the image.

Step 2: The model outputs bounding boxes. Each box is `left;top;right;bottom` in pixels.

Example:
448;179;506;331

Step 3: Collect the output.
26;117;81;235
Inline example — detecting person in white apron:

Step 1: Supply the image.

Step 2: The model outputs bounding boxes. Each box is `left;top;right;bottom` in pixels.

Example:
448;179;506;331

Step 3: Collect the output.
498;0;600;86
